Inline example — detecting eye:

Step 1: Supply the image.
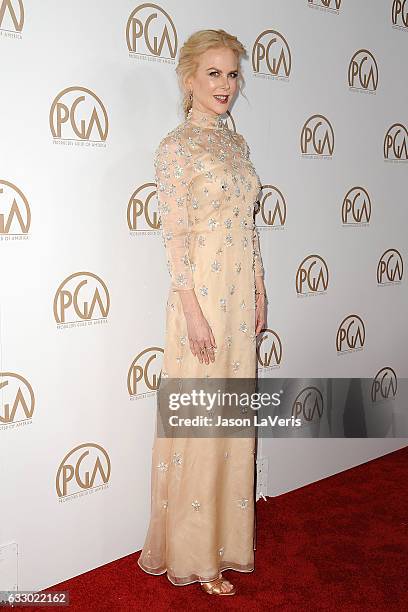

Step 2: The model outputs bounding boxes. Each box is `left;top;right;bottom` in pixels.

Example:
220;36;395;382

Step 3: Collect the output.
209;71;239;78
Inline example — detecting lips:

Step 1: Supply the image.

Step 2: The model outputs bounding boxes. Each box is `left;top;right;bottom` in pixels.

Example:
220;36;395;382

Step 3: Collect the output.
214;95;229;103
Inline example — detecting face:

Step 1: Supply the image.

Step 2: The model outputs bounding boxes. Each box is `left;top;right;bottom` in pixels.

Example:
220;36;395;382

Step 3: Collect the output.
185;46;239;115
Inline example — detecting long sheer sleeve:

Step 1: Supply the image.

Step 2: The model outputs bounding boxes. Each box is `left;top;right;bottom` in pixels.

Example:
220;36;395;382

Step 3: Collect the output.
154;135;195;292
253;222;264;278
239;134;265;278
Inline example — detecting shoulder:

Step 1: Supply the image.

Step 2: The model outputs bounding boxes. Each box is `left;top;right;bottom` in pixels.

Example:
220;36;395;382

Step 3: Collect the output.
231;130;249;157
153;122;190;165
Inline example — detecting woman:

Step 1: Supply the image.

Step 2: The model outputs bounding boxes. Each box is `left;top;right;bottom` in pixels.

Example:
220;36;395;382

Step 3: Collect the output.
137;29;266;596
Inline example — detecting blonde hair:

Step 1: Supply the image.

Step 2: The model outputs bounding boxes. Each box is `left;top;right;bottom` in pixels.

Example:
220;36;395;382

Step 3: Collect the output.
176;29;247;119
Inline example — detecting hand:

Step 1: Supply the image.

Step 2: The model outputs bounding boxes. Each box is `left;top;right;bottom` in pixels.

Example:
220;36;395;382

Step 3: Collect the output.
176;289;217;364
255;292;266;335
185;311;217;364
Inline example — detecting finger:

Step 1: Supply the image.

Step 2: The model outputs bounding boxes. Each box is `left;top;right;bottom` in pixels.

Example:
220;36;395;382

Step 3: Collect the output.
255;313;261;335
193;340;203;362
199;343;209;365
209;329;217;348
257;311;262;334
204;340;213;364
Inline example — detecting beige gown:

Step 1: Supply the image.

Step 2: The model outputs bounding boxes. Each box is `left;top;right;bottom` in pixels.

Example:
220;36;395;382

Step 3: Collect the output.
137;105;265;586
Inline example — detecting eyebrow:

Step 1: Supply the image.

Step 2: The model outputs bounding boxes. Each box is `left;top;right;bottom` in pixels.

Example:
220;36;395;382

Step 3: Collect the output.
206;67;238;72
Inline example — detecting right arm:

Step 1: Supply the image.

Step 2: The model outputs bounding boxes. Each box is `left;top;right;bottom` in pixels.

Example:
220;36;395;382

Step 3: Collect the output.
154;135;216;363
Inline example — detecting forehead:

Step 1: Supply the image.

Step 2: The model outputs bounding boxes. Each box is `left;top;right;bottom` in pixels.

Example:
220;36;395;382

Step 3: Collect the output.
197;47;238;70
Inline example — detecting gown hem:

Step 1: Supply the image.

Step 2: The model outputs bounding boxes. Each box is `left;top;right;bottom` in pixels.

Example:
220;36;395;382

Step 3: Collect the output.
137;555;255;586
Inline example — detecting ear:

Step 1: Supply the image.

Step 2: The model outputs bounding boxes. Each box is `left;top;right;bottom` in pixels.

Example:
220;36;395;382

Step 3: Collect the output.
184;76;191;92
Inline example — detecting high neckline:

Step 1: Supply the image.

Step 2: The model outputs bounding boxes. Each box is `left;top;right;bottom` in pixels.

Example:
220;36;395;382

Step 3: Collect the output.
186;106;225;129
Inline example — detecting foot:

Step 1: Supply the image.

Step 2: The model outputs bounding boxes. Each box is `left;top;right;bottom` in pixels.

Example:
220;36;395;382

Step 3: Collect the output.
200;572;236;595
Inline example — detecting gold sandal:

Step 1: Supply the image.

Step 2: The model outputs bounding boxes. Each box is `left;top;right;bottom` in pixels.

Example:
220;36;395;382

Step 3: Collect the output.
200;572;236;596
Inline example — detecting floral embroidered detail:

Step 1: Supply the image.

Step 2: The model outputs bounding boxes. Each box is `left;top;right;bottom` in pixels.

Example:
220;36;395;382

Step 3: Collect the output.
239;322;248;333
199;285;209;296
211;260;221;272
186;107;224;130
157;462;168;472
220;298;227;312
175;273;188;287
174;165;183;179
191;500;201;511
172;452;183;466
232;361;240;372
238;498;249;509
193;159;204;171
208;217;219;230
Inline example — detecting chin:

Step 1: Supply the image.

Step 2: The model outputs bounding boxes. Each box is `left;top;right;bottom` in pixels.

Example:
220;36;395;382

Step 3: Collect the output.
212;104;229;114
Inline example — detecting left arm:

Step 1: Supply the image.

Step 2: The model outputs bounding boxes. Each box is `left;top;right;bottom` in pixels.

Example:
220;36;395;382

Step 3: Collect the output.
240;133;267;331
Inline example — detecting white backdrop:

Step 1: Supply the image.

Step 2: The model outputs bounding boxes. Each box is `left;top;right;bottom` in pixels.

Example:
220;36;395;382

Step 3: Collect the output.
0;0;407;593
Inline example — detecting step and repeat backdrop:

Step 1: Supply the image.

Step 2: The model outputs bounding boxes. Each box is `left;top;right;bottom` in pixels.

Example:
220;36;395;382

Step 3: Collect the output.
1;0;407;593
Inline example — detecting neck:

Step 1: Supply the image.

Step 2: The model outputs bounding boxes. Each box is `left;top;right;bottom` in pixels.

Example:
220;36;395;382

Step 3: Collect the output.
187;106;225;129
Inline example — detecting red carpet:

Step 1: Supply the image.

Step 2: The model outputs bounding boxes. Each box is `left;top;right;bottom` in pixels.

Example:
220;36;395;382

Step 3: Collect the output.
22;446;408;611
